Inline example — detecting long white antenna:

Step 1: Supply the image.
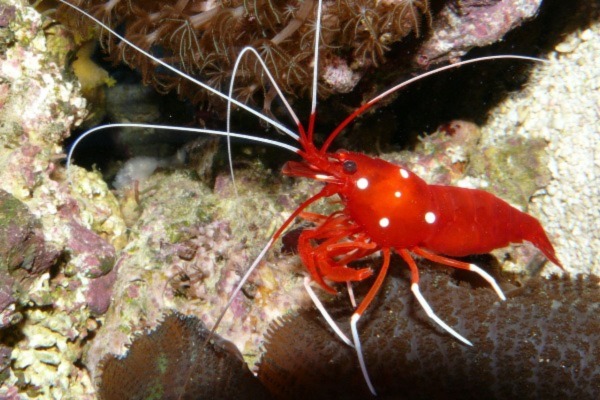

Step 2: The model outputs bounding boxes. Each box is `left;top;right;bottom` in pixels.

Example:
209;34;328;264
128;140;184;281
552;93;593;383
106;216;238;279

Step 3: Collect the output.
310;0;324;118
228;47;303;136
368;55;548;105
66;123;299;181
303;277;353;347
225;46;304;192
320;54;548;152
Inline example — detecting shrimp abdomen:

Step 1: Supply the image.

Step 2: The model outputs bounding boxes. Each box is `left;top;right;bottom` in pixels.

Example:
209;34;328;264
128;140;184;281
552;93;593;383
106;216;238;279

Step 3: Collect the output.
423;185;562;267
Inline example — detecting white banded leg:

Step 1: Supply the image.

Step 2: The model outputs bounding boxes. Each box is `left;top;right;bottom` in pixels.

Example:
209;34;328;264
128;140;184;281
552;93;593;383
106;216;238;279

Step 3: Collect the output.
400;249;473;346
411;248;507;301
304;277;354;347
411;283;473;346
350;313;377;395
468;264;506;300
348;247;391;396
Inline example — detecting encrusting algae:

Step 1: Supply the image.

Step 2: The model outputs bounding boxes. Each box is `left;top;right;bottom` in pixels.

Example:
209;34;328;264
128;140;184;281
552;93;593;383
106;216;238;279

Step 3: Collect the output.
0;0;126;397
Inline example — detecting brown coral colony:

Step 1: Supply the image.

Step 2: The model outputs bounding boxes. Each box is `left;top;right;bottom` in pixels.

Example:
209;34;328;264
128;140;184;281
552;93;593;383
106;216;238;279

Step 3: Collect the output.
59;0;431;107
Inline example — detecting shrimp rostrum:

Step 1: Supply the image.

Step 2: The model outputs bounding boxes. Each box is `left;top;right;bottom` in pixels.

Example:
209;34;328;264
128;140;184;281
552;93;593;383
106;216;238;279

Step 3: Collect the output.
59;0;562;395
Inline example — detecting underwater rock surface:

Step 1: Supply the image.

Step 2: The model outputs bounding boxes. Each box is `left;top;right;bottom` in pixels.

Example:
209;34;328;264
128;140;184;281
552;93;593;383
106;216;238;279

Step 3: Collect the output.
417;0;543;65
0;190;59;328
478;1;600;276
82;167;313;384
0;0;126;397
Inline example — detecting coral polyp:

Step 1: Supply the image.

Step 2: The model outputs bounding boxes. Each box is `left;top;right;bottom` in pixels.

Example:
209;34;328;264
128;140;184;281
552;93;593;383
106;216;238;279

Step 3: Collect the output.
57;0;431;106
258;271;600;399
98;312;271;400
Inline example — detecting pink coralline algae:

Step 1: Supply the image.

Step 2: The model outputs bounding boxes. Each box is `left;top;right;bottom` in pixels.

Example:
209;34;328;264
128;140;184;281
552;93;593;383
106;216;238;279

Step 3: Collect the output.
85;263;120;316
0;190;59;328
0;2;126;397
62;212;116;278
417;0;543;65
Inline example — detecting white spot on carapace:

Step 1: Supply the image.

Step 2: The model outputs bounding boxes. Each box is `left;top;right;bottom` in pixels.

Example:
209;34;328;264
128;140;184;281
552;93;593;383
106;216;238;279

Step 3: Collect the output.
379;217;390;228
315;174;330;180
425;212;436;224
399;168;409;179
357;177;369;190
394;191;401;198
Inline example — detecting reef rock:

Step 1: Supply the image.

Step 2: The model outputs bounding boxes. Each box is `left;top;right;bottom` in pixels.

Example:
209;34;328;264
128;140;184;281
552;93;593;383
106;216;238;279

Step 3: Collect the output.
0;0;126;397
0;190;59;328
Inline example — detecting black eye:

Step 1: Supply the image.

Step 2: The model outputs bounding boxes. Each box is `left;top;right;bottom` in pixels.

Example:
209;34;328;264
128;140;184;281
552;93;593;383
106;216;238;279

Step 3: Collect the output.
342;160;357;174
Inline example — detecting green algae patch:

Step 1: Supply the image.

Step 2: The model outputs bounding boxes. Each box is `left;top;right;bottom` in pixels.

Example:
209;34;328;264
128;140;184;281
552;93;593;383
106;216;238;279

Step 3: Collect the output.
0;190;55;274
468;137;551;209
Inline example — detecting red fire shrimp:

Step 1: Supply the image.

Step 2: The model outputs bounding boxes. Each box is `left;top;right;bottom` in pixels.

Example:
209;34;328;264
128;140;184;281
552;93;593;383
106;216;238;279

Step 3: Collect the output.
60;0;562;395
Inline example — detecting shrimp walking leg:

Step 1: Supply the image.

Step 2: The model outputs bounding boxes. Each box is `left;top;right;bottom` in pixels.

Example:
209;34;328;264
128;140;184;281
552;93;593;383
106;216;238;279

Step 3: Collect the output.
412;247;506;300
350;247;392;396
399;249;473;346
